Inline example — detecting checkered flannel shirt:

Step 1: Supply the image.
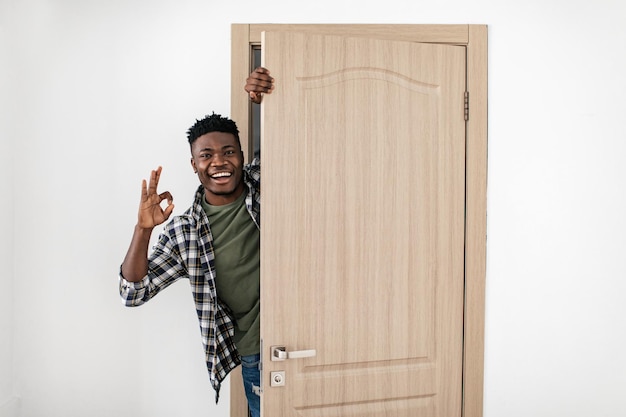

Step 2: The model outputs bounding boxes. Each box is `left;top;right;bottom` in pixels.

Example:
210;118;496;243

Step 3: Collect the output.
119;160;260;402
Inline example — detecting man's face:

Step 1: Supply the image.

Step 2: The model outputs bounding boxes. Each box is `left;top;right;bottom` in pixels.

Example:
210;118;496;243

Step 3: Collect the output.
190;131;245;206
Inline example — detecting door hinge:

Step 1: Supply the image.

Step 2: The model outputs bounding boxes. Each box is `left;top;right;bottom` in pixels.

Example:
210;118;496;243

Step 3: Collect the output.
464;91;469;121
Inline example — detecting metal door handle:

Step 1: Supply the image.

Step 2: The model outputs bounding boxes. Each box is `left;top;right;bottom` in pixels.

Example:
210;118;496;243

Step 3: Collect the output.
271;346;316;361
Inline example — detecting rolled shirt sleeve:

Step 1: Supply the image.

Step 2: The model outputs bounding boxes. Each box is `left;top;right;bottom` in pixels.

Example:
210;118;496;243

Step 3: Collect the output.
118;272;151;307
118;224;189;307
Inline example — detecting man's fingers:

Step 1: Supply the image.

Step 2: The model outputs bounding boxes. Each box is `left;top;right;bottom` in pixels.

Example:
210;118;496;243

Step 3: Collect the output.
148;166;163;193
158;191;175;220
159;191;173;204
245;67;274;95
141;167;166;206
162;202;175;219
245;79;273;93
252;77;274;91
140;179;148;200
251;67;270;79
249;91;262;104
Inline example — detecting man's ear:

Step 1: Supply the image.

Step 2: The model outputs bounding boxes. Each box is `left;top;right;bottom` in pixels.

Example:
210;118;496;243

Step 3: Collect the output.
191;157;197;173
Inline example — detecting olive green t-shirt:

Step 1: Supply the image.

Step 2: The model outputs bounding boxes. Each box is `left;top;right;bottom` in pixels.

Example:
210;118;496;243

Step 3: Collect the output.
201;189;260;356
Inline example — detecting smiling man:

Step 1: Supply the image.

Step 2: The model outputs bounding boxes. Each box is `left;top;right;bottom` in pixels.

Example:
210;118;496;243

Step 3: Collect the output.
118;79;271;416
192;129;246;205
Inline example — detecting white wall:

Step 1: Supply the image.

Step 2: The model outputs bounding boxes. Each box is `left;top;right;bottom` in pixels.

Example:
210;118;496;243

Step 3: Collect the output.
1;0;16;413
2;0;625;416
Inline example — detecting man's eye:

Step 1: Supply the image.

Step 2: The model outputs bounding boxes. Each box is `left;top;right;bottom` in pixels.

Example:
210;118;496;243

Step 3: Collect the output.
225;150;234;156
201;154;211;159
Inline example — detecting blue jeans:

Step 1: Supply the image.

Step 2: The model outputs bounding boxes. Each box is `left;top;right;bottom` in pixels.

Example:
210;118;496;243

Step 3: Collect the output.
240;354;261;417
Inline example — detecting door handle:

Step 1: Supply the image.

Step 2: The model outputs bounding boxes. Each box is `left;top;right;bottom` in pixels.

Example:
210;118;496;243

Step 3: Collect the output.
271;346;316;361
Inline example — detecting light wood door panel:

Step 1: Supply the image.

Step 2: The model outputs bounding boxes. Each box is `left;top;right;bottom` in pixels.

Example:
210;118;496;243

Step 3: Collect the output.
231;23;488;417
260;31;466;417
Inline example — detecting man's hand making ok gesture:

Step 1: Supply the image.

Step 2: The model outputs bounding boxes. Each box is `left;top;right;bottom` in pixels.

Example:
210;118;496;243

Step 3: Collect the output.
137;166;175;230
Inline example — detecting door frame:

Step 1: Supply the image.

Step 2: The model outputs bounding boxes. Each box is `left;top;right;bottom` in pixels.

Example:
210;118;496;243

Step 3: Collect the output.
230;24;488;417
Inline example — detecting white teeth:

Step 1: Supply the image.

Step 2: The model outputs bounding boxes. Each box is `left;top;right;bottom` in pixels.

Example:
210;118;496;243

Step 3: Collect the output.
211;172;231;178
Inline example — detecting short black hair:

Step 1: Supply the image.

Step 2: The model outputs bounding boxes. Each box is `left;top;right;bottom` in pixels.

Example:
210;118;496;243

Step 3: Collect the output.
186;112;240;147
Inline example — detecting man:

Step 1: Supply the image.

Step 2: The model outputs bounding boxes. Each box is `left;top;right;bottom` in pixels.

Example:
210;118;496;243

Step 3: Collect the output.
119;68;274;417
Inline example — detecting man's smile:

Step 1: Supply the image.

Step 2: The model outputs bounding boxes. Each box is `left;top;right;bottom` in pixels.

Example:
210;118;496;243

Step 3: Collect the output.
210;171;232;178
209;171;234;185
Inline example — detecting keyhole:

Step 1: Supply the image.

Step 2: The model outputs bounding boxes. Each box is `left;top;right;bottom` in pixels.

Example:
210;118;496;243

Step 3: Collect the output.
270;371;285;387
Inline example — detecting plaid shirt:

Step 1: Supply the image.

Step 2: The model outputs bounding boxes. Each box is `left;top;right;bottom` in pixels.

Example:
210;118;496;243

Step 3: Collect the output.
119;161;260;402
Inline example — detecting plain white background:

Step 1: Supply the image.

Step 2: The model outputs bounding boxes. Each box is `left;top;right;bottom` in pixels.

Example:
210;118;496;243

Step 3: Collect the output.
1;0;626;416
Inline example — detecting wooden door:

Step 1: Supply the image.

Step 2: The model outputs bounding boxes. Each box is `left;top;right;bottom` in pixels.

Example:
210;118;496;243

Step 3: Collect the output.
260;31;466;417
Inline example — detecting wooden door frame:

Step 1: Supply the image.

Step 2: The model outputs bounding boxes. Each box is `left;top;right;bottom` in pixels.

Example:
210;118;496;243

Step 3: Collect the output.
230;24;488;417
